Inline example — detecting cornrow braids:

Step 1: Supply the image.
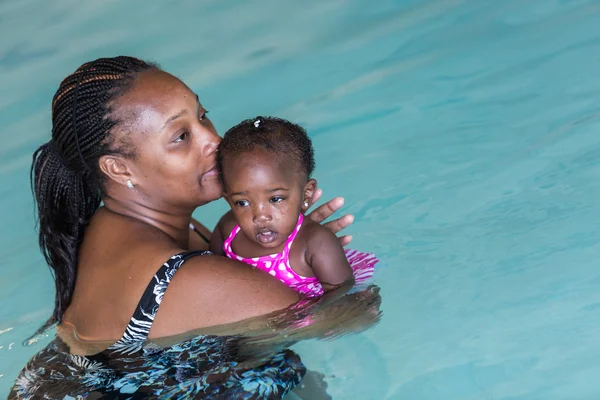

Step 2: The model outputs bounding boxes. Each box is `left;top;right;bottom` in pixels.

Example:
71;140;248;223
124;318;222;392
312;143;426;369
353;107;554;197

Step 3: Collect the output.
217;116;315;184
30;56;158;336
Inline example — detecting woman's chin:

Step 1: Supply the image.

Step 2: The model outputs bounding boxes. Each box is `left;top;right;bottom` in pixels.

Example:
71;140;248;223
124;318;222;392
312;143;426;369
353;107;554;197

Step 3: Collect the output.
196;182;225;204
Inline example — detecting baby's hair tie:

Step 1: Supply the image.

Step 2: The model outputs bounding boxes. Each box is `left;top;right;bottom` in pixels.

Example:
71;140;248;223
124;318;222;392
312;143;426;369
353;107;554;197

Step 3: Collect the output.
254;116;263;128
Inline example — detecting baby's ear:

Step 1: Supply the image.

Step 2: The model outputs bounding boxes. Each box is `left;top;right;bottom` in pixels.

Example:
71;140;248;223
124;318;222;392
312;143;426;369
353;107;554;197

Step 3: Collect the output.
302;179;317;212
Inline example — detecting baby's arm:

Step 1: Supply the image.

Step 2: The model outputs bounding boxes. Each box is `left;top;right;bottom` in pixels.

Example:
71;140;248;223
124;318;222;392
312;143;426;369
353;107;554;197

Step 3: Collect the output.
209;211;236;256
305;224;354;292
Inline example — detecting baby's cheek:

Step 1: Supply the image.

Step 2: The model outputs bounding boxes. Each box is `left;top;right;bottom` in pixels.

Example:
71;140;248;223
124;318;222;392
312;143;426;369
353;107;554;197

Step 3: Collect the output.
231;210;249;227
281;209;300;232
239;214;253;228
273;207;290;222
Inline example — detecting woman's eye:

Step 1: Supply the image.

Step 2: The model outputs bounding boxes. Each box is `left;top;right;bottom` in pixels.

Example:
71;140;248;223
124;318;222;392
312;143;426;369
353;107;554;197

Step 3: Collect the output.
270;196;285;204
174;132;189;143
235;200;250;207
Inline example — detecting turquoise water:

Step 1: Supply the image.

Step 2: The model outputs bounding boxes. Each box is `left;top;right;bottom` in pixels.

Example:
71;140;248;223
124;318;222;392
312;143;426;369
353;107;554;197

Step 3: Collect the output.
2;0;600;398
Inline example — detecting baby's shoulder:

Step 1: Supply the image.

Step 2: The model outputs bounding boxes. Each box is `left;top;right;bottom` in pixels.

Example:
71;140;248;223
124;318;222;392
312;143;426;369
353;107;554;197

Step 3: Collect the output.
295;216;344;266
217;210;238;236
297;216;336;246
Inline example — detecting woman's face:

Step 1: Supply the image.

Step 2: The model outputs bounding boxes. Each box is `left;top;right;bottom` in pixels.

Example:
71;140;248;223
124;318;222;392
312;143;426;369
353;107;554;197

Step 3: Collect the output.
111;69;223;210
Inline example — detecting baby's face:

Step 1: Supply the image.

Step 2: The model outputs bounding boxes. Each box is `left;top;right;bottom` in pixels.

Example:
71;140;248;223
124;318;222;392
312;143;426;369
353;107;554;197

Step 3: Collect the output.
222;149;308;249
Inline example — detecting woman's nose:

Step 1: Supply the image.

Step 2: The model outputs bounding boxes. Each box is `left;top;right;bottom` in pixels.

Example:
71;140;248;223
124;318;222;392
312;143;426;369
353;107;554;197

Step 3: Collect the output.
201;128;221;157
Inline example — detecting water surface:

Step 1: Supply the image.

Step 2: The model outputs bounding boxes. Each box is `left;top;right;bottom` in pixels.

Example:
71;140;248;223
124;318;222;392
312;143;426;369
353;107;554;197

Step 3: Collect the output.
2;0;600;398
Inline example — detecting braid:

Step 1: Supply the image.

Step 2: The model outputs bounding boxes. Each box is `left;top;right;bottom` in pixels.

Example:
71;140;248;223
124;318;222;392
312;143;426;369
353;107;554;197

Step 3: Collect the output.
30;56;158;335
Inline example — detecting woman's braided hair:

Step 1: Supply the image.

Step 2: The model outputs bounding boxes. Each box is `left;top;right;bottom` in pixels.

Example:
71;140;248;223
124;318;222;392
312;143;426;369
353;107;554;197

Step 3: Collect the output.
31;56;158;333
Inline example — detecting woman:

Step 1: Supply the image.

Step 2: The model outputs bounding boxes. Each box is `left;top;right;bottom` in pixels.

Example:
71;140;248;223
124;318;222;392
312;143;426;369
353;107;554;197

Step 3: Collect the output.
10;56;379;399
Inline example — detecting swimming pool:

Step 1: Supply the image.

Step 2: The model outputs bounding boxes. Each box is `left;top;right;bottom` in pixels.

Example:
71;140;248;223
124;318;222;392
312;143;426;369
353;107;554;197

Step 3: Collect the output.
2;0;600;398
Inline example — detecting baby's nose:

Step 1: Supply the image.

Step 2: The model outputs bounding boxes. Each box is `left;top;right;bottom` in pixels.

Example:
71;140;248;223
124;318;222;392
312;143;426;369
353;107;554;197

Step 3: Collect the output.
253;206;272;223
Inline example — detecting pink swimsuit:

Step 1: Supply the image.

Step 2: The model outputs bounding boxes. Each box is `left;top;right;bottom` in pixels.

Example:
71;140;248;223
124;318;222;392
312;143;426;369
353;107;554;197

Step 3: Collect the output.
224;213;379;297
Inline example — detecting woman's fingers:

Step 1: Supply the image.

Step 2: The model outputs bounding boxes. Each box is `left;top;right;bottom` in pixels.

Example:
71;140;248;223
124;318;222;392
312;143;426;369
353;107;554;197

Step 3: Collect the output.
322;213;354;235
306;193;354;246
307;196;344;224
337;234;353;247
310;188;323;206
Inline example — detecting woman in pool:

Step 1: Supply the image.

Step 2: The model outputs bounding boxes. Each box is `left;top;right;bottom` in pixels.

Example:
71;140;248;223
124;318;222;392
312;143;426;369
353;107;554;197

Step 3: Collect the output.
212;116;378;297
9;56;380;399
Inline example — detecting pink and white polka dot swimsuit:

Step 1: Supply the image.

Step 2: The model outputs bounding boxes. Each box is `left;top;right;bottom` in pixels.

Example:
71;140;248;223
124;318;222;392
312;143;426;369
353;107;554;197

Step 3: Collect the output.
223;213;380;298
223;214;324;297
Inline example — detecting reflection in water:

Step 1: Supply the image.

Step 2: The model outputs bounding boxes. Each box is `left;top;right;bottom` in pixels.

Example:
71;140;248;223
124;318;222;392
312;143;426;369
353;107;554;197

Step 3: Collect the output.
9;286;381;399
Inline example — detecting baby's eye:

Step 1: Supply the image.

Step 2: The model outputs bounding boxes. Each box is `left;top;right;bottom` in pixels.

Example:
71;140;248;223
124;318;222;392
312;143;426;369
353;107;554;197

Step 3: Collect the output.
174;131;189;143
235;200;250;207
270;196;285;204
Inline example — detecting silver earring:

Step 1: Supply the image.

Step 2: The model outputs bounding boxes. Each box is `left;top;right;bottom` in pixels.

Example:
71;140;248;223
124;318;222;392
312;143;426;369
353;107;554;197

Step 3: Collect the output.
126;180;134;190
303;202;309;208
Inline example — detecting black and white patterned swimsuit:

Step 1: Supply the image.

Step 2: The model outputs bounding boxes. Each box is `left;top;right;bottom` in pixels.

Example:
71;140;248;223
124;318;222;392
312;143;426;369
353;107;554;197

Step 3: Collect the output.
107;251;209;355
10;243;305;399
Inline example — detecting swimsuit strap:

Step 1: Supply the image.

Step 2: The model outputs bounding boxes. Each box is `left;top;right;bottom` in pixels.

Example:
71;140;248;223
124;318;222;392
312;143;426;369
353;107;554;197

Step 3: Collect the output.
224;225;241;249
108;250;210;354
189;222;210;244
281;214;304;257
223;214;304;261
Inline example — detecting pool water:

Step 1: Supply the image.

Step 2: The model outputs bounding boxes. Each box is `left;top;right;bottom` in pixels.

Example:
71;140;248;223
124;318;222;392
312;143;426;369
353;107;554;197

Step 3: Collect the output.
2;0;600;398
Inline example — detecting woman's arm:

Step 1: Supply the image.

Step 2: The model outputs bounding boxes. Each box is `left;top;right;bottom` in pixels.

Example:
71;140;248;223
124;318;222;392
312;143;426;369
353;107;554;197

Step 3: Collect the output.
158;284;382;355
150;253;380;342
150;254;300;339
152;277;381;349
238;284;382;352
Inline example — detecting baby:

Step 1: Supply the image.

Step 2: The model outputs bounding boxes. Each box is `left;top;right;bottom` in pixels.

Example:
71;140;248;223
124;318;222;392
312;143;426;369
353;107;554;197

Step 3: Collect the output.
210;116;377;297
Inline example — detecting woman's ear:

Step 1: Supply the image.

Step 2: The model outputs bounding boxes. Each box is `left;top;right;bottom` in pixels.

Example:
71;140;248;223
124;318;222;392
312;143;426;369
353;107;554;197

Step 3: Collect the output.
98;155;132;187
302;179;317;212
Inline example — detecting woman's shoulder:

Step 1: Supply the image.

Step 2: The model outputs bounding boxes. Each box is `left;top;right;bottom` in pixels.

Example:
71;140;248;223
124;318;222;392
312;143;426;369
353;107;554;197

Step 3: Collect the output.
87;207;183;256
68;209;185;339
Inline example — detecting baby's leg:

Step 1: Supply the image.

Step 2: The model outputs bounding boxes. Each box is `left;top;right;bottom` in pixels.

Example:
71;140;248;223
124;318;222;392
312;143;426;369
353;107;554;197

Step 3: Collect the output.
288;369;332;400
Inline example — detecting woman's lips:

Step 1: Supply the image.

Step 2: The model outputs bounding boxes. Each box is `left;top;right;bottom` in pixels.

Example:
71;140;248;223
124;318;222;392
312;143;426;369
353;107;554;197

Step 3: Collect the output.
201;166;218;179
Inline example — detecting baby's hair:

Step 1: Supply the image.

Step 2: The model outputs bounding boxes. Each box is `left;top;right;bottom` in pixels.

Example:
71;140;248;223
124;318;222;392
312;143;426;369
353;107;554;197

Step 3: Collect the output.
217;116;315;180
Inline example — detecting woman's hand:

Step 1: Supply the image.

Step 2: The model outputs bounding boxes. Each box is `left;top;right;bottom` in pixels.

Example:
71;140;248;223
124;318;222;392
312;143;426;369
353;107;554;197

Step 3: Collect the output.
306;189;354;246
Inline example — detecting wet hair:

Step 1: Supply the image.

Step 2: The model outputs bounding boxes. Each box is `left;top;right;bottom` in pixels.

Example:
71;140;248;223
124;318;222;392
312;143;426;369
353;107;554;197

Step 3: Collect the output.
31;56;159;334
217;116;315;183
